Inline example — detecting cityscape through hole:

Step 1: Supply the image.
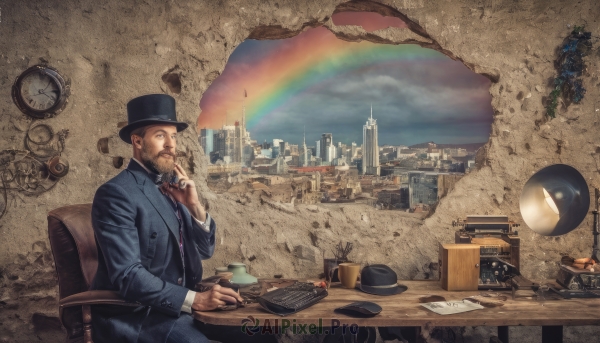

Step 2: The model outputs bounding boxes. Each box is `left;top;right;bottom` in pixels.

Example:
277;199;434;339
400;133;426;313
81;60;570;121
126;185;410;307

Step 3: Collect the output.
197;13;493;214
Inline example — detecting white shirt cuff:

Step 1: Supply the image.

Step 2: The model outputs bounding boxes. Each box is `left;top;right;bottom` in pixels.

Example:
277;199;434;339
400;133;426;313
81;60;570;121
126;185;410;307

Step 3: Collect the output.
180;290;196;313
192;213;211;233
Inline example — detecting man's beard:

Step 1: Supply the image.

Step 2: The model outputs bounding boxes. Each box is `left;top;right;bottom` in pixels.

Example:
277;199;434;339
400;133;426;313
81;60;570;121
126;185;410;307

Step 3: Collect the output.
140;141;176;182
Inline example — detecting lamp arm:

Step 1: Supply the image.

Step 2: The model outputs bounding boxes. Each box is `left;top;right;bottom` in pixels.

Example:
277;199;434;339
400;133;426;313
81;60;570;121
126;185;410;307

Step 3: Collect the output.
592;188;600;263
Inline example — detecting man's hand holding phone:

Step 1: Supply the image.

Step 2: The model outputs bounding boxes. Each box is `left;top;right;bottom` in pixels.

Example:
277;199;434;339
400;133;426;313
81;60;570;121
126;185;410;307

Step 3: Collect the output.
161;162;207;222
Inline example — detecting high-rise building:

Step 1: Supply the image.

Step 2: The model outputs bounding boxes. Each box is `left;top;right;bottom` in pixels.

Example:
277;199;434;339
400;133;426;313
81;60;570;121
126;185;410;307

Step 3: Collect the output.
279;141;286;157
315;140;321;158
271;147;280;158
325;144;336;164
214;125;235;162
232;94;249;164
362;105;380;175
302;128;308;167
243;145;255;164
320;133;333;163
337;142;348;159
199;128;214;155
234;121;243;163
351;142;358;159
271;139;283;158
289;144;299;156
273;139;283;147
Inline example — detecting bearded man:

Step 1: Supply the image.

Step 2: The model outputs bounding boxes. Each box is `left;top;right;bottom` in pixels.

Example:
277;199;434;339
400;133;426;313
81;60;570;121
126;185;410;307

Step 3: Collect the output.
91;94;274;343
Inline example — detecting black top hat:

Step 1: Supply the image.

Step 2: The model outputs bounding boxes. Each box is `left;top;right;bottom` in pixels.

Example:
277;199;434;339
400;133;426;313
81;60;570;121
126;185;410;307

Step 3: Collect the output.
357;264;407;296
119;94;189;144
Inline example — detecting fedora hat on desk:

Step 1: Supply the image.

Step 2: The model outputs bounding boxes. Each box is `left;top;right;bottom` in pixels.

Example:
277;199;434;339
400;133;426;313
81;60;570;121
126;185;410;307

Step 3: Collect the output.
119;94;189;144
357;264;407;296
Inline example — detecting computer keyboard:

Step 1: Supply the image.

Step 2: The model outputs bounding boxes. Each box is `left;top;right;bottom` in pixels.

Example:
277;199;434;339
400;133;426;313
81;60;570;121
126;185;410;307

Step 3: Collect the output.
258;282;328;316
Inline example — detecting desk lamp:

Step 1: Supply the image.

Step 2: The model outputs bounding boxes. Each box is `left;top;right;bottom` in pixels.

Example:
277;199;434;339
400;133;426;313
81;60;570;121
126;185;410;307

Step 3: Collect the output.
520;164;600;297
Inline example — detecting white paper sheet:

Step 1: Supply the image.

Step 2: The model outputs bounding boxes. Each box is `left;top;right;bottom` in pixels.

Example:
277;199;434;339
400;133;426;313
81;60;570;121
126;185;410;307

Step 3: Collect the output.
420;300;484;315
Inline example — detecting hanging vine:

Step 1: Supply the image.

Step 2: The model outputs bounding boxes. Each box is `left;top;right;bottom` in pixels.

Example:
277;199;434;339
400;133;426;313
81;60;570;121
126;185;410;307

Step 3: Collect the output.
546;26;592;118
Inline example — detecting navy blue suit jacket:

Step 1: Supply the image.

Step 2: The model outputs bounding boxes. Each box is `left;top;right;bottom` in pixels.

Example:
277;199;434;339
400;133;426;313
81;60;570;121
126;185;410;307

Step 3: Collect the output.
91;160;216;342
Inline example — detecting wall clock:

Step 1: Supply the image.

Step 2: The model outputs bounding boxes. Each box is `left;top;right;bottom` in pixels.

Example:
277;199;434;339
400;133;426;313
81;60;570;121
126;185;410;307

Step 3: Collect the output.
12;65;70;119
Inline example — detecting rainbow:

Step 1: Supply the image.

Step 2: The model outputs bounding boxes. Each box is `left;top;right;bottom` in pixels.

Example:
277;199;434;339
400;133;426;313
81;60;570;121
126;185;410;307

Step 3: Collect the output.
197;27;446;130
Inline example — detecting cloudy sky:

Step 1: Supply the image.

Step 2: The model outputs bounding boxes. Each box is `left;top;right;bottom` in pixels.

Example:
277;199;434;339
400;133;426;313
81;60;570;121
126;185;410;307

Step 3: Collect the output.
197;13;493;147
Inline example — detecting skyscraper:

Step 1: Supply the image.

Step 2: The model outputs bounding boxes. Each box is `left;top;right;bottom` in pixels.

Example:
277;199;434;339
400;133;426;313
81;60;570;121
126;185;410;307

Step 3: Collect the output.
233;91;248;163
315;140;321;158
302;127;308;167
362;105;380;175
350;142;358;159
234;121;243;163
326;145;337;163
215;125;235;161
199;128;214;155
279;141;286;157
320;133;333;163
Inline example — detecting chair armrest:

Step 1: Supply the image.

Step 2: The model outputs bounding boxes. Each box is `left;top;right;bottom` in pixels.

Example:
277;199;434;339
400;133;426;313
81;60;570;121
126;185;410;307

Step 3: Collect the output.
60;290;140;309
59;291;140;343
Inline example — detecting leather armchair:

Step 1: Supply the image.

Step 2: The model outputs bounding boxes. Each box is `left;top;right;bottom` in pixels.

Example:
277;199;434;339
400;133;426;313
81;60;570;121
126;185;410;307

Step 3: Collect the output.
48;204;138;343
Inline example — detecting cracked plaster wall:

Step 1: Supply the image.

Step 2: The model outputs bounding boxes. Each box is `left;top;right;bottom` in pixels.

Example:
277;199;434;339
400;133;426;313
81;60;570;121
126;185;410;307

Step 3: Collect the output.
0;0;599;341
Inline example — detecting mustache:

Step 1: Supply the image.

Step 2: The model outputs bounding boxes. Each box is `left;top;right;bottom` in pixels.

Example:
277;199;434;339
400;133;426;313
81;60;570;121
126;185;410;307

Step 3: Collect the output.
158;150;177;158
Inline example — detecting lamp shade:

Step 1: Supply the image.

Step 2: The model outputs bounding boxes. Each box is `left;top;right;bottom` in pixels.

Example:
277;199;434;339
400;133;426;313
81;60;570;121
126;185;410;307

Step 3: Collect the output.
520;164;590;236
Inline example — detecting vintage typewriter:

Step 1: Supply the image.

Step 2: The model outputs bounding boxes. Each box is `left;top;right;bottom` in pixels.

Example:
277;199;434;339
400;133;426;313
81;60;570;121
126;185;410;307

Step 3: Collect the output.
258;282;328;316
453;215;535;290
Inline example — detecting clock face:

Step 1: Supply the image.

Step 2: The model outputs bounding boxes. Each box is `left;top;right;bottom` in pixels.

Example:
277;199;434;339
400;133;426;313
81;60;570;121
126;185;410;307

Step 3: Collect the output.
12;65;69;119
20;71;60;111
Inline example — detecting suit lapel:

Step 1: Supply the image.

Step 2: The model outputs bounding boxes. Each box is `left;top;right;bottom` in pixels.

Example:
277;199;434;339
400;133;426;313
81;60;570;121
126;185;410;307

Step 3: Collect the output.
127;160;181;243
141;182;181;241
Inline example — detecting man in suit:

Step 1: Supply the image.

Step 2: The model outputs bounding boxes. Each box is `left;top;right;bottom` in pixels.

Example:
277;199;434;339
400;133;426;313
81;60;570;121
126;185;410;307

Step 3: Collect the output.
91;94;275;343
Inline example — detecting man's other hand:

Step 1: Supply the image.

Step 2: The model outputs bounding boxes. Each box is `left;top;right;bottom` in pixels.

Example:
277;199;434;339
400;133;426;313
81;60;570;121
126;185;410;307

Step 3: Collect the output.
191;284;244;311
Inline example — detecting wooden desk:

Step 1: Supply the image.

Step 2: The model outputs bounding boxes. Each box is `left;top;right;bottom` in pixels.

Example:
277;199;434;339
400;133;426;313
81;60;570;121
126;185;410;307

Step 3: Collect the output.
193;280;600;342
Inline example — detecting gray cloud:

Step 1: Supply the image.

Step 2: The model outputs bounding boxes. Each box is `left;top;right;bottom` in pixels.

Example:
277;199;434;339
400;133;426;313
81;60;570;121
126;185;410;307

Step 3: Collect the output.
249;52;493;147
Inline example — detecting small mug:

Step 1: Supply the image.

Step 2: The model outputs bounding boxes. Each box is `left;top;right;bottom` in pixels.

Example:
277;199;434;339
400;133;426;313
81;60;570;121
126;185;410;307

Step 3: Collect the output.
329;263;360;289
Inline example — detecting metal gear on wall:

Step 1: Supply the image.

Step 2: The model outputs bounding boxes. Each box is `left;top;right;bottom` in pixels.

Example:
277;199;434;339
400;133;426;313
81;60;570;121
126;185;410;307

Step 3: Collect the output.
0;122;69;220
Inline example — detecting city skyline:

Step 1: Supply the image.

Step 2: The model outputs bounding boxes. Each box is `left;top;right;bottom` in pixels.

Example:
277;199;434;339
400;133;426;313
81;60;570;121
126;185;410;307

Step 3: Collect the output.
208;110;489;149
198;21;493;147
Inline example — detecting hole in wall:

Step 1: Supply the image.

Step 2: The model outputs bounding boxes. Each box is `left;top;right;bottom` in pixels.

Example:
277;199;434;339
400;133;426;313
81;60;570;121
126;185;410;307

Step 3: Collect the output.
162;72;182;94
113;156;124;168
97;137;109;154
197;6;494;215
102;62;110;78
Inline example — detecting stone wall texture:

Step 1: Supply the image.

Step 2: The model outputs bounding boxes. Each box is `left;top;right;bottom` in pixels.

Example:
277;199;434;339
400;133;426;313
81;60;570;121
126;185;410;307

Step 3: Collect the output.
0;0;599;342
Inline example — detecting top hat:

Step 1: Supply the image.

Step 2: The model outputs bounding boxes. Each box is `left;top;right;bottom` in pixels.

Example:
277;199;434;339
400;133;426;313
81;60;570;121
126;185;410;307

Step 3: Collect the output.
119;94;189;144
357;264;407;296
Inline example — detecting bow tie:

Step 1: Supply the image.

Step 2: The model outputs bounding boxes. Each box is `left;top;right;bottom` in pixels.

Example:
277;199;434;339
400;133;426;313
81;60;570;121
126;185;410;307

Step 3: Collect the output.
152;173;164;185
144;167;164;185
151;171;177;187
132;159;166;185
